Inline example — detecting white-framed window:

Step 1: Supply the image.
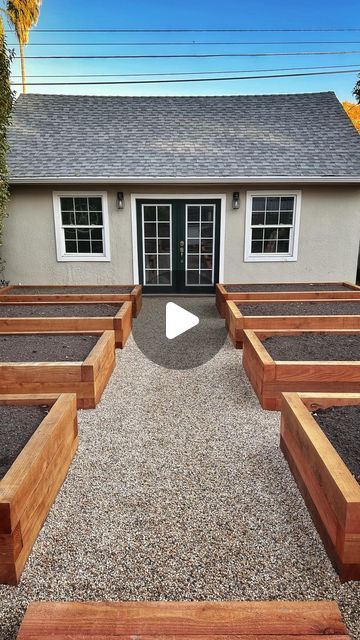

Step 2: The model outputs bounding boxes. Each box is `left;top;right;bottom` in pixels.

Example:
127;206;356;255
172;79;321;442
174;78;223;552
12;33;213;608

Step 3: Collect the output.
53;191;111;262
244;190;301;262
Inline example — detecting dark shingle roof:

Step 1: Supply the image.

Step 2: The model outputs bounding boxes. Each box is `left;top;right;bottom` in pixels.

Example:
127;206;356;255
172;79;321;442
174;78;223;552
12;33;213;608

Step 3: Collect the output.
7;91;360;181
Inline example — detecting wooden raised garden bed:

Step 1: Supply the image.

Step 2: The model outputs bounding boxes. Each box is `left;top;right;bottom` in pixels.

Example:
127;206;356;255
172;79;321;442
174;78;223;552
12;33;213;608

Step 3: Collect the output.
0;301;132;348
216;282;360;318
0;331;115;409
227;299;360;348
0;284;142;317
242;329;360;410
0;393;78;585
281;392;360;581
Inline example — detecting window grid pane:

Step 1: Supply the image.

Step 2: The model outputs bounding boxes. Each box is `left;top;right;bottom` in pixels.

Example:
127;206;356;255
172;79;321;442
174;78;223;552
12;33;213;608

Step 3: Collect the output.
143;204;172;286
186;205;215;286
250;195;295;256
60;196;105;256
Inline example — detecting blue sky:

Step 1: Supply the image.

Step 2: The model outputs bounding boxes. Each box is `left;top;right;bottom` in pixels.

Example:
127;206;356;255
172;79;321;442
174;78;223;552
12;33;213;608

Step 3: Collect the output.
6;0;360;99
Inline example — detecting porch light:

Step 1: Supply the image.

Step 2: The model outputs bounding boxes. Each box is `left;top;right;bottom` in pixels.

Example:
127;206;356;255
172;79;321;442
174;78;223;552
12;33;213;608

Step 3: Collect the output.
116;192;124;209
232;192;240;209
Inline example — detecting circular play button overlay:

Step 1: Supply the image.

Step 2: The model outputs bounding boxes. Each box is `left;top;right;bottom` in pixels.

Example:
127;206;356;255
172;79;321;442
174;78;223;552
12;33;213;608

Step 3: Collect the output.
131;296;228;370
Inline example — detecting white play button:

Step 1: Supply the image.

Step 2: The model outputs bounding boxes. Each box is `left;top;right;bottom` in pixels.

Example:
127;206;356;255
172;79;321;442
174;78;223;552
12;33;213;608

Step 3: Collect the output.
166;302;199;340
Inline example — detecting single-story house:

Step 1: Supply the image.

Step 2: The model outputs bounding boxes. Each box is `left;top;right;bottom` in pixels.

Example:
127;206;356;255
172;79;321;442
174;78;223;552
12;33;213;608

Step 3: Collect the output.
3;91;360;293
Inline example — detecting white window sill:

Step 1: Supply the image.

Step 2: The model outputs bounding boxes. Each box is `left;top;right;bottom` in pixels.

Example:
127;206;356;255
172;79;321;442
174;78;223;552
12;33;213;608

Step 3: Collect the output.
57;255;111;263
244;254;297;263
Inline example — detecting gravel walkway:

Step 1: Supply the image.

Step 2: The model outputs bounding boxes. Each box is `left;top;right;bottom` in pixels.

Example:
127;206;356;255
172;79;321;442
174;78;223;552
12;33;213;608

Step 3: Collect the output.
0;297;359;639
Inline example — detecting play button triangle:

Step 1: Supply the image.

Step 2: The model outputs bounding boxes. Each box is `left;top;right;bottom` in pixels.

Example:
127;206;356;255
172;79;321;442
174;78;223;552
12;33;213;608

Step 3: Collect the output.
166;302;199;340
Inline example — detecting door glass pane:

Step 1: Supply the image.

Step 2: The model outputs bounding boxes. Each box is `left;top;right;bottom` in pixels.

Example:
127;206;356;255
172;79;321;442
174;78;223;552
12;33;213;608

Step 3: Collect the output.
158;270;171;284
145;270;157;285
142;204;172;286
188;254;199;269
144;206;157;221
188;239;199;253
145;254;157;269
187;271;199;285
158;238;170;253
158;206;170;221
186;204;215;287
145;238;156;253
201;206;214;221
187;206;200;221
158;254;170;269
144;223;156;237
200;271;212;284
188;223;199;238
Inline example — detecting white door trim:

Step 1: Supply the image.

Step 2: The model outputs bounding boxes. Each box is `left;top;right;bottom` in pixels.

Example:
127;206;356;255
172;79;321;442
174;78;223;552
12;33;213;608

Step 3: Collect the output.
130;193;226;286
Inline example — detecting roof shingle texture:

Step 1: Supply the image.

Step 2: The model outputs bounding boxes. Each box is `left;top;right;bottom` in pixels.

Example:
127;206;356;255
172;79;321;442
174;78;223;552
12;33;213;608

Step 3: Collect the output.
7;91;360;179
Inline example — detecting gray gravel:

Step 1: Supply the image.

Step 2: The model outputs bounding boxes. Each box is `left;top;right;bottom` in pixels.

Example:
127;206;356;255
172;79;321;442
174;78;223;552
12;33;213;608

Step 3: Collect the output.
0;297;359;639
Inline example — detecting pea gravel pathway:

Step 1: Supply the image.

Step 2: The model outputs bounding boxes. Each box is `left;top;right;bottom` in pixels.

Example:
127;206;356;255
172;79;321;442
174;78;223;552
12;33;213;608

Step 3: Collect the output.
0;297;359;640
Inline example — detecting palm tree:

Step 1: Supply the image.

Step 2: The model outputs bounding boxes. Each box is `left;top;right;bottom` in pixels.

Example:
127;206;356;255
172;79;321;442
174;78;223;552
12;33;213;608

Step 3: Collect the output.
354;76;360;104
6;0;42;93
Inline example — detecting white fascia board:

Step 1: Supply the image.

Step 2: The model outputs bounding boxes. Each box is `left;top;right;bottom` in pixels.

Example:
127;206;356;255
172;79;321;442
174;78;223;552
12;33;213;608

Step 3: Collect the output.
9;175;360;184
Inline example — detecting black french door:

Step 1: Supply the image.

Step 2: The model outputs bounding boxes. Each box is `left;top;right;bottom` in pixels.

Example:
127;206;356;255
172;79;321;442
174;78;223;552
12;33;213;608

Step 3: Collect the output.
136;199;221;294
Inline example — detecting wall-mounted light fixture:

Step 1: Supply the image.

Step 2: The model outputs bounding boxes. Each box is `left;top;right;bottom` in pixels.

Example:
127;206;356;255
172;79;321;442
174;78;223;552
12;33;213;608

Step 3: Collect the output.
232;192;240;210
116;191;124;210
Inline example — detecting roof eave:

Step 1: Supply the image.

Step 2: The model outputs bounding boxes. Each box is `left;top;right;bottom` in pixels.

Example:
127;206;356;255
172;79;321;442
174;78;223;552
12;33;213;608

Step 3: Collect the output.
8;175;360;185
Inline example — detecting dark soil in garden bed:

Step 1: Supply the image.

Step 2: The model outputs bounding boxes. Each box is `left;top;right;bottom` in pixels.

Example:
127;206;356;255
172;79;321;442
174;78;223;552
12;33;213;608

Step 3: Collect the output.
0;334;99;362
237;301;360;316
0;405;48;479
0;303;122;318
226;283;352;292
264;333;360;361
312;405;360;483
5;286;133;294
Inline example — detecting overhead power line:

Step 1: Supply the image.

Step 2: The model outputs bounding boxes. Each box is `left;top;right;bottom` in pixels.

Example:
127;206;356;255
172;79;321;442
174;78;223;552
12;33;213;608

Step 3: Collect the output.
20;50;360;59
10;67;360;86
5;28;360;33
10;63;360;79
7;40;360;46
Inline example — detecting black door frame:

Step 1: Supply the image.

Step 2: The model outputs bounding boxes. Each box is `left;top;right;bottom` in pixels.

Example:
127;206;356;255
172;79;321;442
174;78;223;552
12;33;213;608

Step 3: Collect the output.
136;198;222;294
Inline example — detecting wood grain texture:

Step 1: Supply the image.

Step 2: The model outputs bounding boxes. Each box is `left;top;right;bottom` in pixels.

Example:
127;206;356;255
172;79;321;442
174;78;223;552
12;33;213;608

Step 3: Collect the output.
0;285;142;318
0;394;78;585
226;299;360;349
0;331;115;408
242;329;360;410
280;392;360;581
16;601;349;638
215;282;360;318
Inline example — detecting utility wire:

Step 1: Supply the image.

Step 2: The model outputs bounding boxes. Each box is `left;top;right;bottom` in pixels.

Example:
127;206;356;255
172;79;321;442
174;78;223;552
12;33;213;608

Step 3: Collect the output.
10;63;360;79
20;50;360;59
5;28;360;33
7;40;360;45
10;67;360;86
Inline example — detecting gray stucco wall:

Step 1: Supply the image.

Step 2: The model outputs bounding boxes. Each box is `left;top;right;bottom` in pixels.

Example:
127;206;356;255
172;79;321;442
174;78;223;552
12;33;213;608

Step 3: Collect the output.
2;183;359;285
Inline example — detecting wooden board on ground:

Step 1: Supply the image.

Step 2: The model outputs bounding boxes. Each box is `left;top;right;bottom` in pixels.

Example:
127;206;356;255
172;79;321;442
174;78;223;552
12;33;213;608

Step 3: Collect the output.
281;392;360;581
16;600;350;639
0;331;115;409
226;299;360;348
0;393;78;585
216;282;360;318
242;329;360;410
0;284;142;317
0;301;132;348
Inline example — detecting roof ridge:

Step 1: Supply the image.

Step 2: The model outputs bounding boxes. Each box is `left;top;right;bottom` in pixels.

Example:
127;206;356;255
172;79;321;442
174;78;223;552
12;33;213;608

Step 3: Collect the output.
17;90;336;99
